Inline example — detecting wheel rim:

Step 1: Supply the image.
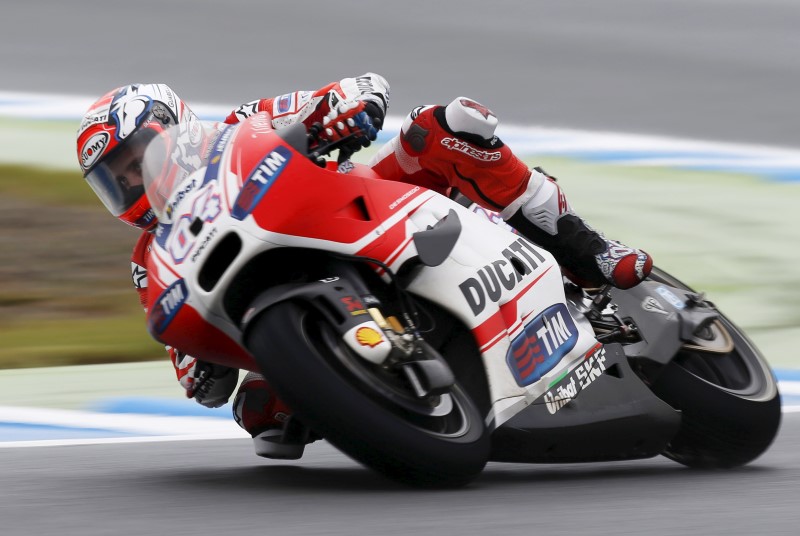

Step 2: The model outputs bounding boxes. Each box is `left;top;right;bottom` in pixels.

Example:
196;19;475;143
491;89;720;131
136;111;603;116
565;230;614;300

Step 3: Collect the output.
302;310;476;439
648;268;777;402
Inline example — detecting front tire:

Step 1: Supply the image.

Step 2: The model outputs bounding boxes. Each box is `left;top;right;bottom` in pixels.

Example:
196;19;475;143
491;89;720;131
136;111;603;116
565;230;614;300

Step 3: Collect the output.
244;301;490;487
647;267;782;468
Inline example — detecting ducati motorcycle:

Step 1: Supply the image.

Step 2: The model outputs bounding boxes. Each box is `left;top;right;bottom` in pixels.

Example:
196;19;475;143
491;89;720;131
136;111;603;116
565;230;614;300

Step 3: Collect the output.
141;114;781;487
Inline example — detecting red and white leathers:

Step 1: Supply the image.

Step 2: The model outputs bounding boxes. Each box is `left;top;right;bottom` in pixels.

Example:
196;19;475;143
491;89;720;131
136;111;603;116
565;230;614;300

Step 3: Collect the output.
128;73;389;458
224;73;389;144
370;97;653;290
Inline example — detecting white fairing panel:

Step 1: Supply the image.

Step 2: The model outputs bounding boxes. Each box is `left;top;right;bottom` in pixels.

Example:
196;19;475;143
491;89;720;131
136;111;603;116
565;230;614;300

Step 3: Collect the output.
399;197;600;428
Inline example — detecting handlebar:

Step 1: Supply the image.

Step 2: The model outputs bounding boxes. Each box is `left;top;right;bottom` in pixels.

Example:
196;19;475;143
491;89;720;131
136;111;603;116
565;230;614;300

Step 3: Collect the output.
306;113;383;166
306;123;363;165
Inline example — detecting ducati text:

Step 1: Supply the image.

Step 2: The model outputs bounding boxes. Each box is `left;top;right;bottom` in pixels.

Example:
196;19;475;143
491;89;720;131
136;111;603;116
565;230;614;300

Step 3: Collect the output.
459;237;547;315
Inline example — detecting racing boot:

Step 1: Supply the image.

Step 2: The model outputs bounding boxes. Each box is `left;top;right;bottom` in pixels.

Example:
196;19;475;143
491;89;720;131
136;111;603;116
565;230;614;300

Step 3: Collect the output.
501;168;653;289
232;372;313;460
370;97;652;289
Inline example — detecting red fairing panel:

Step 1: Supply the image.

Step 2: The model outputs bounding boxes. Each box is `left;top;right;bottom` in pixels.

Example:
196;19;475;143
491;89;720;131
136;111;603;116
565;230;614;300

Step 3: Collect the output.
226;115;429;247
146;250;257;371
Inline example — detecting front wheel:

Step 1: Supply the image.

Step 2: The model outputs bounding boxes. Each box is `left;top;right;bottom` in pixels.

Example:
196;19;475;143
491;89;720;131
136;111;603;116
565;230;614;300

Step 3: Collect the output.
244;301;490;487
647;267;782;468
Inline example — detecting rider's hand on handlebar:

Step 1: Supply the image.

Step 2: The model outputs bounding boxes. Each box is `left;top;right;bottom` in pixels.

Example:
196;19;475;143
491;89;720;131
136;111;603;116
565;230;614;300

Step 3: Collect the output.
319;99;380;147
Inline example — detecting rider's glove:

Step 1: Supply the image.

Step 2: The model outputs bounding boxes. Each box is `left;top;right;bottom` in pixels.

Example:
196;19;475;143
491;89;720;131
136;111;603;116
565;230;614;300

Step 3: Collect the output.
348;72;390;127
319;99;380;146
177;353;238;408
316;72;389;146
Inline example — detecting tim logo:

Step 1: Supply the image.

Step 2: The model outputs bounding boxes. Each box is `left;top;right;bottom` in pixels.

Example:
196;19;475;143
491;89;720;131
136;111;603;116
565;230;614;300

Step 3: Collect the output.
232;146;292;220
149;279;188;335
506;303;578;387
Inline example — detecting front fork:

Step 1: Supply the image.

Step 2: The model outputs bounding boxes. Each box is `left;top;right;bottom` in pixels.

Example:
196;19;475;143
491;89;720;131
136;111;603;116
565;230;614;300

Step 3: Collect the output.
325;260;456;398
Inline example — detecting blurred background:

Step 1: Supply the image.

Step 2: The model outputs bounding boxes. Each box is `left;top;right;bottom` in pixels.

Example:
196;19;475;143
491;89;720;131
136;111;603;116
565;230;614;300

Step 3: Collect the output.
2;1;800;534
1;0;797;372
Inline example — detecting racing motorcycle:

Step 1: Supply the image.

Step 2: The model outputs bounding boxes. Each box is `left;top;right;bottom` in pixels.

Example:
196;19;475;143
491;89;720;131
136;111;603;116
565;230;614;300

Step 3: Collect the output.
142;114;781;487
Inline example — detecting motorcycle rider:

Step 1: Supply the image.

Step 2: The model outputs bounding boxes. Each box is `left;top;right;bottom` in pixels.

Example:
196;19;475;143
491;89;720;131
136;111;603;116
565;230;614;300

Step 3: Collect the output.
76;75;652;460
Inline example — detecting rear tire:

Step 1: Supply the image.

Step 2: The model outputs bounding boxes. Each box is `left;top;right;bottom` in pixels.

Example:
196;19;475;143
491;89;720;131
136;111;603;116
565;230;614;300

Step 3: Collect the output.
244;301;490;487
647;267;782;468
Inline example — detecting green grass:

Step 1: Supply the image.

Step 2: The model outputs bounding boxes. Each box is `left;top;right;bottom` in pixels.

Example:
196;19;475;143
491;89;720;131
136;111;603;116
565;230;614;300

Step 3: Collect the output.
0;312;164;369
0;164;96;206
525;156;800;368
0;163;163;369
1;156;798;370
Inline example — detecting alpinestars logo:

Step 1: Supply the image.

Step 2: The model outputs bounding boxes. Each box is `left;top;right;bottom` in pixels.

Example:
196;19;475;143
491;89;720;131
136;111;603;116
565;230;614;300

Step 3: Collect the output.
459;99;494;119
234;100;259;121
409;106;426;120
131;262;147;289
441;138;501;162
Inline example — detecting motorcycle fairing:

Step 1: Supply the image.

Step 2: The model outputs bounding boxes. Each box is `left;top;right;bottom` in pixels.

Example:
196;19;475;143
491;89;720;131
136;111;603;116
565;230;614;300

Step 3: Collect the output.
388;197;603;428
146;259;255;370
146;113;605;429
608;280;722;369
490;342;681;463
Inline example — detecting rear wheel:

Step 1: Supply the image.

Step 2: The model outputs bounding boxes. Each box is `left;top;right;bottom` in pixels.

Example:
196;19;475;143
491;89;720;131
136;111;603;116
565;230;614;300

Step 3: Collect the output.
647;267;781;468
244;301;490;487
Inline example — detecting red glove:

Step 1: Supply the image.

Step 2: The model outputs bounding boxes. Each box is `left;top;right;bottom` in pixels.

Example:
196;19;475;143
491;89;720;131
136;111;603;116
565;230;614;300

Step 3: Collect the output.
318;98;380;145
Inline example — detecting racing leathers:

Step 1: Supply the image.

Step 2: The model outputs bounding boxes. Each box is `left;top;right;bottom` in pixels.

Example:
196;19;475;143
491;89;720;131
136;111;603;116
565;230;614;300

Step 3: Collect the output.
132;72;652;459
370;97;653;290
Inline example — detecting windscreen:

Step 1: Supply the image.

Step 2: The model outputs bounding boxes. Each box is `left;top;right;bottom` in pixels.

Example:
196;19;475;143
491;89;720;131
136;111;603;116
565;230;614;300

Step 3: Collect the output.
142;122;211;222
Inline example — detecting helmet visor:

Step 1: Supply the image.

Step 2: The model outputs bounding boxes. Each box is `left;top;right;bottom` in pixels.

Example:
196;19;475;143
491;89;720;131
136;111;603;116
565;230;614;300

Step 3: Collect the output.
84;126;157;217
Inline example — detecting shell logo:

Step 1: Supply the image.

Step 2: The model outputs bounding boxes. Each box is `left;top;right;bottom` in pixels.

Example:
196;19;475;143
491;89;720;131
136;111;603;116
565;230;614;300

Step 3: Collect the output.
356;326;384;348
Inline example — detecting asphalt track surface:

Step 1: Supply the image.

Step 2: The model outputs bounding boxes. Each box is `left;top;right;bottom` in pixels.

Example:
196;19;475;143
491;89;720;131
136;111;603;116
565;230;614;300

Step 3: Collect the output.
2;0;800;534
0;415;798;535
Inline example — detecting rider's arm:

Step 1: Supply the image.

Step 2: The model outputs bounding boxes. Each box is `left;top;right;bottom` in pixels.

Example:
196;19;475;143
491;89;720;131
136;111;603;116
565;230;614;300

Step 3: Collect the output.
223;72;389;132
131;232;237;408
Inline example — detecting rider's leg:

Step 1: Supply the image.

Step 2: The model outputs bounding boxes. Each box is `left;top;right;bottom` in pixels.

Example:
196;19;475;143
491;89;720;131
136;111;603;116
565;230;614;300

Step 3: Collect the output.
370;97;652;289
232;372;310;459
